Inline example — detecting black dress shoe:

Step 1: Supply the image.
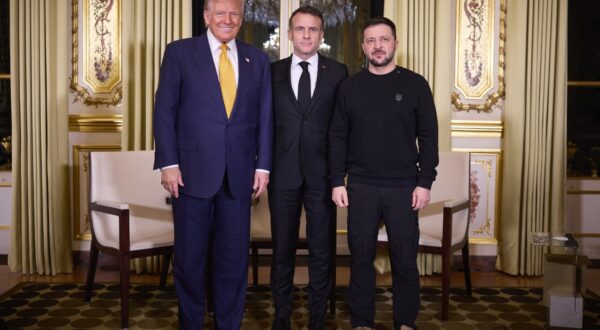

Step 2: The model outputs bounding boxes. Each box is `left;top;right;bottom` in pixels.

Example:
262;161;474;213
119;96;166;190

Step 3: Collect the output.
271;317;291;330
308;315;326;330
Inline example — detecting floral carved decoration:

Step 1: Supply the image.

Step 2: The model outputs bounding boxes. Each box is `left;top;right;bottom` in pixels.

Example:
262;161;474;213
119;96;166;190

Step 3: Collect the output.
452;0;505;113
463;0;484;87
469;169;481;224
92;0;114;83
70;0;122;106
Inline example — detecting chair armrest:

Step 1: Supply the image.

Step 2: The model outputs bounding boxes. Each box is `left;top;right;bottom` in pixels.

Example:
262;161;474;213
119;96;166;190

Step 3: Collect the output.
443;199;470;212
95;200;130;210
88;201;131;253
89;201;129;216
441;198;470;250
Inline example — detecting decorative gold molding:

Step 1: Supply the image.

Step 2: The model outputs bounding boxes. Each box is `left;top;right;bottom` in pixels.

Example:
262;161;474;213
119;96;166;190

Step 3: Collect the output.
451;120;503;138
468;151;503;245
0;225;11;230
568;81;600;87
70;0;122;106
452;131;502;138
452;0;506;113
0;74;10;79
0;181;11;187
68;114;123;132
452;148;502;154
72;144;121;240
469;237;498;245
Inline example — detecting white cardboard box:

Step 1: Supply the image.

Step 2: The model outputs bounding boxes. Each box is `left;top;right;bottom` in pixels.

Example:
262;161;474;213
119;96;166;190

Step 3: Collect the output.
549;288;583;329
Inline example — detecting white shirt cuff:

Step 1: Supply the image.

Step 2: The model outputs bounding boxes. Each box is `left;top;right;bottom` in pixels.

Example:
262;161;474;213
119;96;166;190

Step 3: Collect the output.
160;164;179;170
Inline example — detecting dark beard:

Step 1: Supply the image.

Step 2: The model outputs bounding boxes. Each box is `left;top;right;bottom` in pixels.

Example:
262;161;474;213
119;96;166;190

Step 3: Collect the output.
368;53;394;67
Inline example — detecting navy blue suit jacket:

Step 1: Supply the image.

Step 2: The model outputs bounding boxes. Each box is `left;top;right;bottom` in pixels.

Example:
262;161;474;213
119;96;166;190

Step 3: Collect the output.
153;34;273;199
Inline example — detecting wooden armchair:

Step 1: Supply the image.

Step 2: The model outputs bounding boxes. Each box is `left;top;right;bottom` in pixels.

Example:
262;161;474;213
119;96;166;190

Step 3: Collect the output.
378;151;472;321
85;150;174;329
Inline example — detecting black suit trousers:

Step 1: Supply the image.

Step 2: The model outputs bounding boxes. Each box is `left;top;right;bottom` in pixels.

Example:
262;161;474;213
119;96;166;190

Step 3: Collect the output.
346;181;420;329
268;183;334;318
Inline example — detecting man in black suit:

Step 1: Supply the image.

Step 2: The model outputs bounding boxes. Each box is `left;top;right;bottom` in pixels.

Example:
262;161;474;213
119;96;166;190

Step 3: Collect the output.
268;5;348;330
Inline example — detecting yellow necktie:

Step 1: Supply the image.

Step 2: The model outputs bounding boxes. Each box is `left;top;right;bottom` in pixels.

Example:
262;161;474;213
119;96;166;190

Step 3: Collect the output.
219;43;236;118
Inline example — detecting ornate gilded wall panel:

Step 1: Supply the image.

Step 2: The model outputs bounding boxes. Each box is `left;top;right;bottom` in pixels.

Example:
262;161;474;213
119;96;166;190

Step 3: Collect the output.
465;151;501;244
70;0;122;106
452;0;506;113
72;144;121;240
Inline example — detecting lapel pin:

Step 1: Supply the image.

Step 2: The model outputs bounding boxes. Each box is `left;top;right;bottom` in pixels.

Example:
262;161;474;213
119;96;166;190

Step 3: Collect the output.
245;57;250;63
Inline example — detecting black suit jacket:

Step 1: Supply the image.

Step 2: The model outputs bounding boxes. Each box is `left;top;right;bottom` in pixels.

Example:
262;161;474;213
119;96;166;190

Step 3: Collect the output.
270;54;348;190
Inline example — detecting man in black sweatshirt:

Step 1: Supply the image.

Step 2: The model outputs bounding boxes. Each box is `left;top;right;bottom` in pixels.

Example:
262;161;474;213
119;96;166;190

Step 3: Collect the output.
329;17;439;330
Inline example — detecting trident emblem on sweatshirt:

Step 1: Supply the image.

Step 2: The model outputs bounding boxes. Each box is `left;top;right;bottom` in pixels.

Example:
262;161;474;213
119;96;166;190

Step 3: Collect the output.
395;93;402;102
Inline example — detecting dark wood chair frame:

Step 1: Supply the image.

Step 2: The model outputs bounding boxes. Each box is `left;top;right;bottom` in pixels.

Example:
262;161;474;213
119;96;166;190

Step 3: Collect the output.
420;199;472;321
84;158;173;329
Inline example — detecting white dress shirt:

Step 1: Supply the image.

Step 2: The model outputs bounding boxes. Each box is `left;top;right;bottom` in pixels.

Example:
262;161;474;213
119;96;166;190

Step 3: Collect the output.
206;29;239;84
290;53;318;99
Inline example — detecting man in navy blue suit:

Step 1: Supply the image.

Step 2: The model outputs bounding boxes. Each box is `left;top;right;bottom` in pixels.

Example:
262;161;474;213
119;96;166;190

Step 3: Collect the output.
153;0;272;328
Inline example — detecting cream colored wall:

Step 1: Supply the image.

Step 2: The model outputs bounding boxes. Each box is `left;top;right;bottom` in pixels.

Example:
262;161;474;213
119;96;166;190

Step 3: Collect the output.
0;172;12;254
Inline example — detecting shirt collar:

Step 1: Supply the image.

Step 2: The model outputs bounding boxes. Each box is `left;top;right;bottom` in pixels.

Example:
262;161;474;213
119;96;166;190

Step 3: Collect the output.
206;28;237;55
291;52;319;69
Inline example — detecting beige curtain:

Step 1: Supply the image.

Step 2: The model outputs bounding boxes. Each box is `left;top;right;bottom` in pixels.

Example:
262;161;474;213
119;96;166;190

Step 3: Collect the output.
384;0;453;275
9;0;72;274
121;0;192;273
497;0;567;275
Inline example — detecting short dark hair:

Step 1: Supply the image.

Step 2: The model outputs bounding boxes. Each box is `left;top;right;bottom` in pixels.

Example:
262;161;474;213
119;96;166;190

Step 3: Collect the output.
362;17;396;40
289;5;324;30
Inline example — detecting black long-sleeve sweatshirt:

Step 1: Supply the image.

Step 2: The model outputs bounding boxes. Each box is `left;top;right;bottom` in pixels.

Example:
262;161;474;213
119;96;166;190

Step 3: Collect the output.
329;66;439;189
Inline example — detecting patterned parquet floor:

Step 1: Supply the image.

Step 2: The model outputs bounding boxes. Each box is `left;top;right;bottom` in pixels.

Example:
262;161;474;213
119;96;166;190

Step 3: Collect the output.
1;282;600;329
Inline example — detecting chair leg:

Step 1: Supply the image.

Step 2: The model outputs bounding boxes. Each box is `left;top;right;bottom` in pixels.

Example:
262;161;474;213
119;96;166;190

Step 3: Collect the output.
441;253;451;322
251;243;259;287
120;255;131;329
85;242;99;303
159;250;172;290
462;244;472;296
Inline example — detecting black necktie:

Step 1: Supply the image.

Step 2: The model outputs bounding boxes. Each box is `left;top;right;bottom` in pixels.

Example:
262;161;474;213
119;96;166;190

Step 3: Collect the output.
298;61;311;112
